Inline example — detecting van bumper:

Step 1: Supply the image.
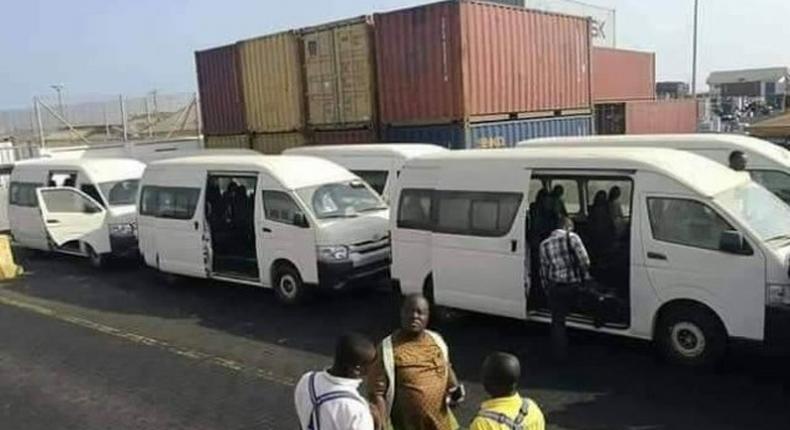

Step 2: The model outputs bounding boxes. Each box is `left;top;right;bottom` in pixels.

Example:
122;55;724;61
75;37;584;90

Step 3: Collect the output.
318;257;391;290
110;235;139;259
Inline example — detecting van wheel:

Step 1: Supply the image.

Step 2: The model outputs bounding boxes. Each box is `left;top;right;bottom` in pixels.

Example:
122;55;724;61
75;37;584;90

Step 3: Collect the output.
86;245;106;269
274;265;307;305
656;305;726;367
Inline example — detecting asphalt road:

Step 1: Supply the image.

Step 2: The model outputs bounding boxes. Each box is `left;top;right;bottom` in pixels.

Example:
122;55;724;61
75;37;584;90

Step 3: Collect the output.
1;250;789;430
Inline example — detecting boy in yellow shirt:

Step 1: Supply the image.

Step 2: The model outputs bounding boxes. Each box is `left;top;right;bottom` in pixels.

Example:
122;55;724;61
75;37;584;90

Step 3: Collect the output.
469;352;545;430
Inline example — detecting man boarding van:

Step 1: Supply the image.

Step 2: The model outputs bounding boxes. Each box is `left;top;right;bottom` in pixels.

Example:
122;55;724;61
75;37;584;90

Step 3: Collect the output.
391;146;790;366
519;134;790;205
137;153;391;305
9;158;145;267
284;144;447;200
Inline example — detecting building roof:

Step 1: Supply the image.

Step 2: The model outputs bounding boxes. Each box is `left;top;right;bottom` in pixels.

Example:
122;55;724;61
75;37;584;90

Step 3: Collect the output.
148;154;356;190
707;67;789;86
410;146;750;197
285;143;447;159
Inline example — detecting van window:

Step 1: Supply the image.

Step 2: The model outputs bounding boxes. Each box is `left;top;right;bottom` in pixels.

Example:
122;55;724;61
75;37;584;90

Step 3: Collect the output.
80;184;105;208
40;188;102;214
749;170;790;203
549;179;580;215
648;198;733;250
263;191;302;225
397;189;433;230
715;181;790;241
351;170;388;195
297;181;384;219
139;186;200;220
435;191;521;237
100;179;140;206
9;182;40;207
587;180;632;218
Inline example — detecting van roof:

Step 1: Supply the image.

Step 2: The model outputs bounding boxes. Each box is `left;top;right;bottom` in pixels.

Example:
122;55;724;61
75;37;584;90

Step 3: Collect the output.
14;157;146;182
409;146;750;197
284;143;447;159
147;153;356;189
519;134;790;166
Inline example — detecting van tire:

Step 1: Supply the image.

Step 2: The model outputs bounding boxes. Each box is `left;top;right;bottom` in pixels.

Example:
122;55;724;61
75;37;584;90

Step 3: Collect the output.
274;264;307;305
656;305;726;367
86;245;106;269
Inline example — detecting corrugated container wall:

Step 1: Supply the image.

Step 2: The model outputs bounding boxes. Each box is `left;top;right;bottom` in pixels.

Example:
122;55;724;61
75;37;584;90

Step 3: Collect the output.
592;47;655;102
205;134;251;149
383;116;592;149
195;44;246;135
312;128;379;145
625;100;697;134
239;32;304;133
303;17;377;128
251;132;308;154
375;1;591;125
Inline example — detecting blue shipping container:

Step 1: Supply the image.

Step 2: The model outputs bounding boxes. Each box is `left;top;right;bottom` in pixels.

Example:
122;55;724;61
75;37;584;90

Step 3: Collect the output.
383;116;593;149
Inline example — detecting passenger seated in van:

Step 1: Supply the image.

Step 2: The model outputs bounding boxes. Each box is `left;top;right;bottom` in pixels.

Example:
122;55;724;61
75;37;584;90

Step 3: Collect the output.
549;185;568;218
608;186;626;237
588;190;615;262
729;150;748;171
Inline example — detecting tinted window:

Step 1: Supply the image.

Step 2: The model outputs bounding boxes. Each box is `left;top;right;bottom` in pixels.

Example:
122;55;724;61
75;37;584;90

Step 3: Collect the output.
263;191;303;225
749;170;790;204
9;182;40;207
138;186;200;220
100;179;140;206
587;179;632;217
648;198;733;250
435;191;522;237
352;170;389;196
397;189;433;230
80;184;105;208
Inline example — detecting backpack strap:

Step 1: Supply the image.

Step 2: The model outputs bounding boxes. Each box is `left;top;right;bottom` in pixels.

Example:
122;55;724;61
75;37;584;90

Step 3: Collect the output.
476;398;530;430
381;335;395;419
307;372;365;430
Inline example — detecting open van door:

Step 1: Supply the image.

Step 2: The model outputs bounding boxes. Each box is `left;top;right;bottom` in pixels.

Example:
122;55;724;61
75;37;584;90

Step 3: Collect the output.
36;187;108;248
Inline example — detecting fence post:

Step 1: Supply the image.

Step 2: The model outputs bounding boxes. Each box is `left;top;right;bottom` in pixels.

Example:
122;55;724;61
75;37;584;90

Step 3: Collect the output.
33;97;45;147
194;92;201;140
119;95;128;142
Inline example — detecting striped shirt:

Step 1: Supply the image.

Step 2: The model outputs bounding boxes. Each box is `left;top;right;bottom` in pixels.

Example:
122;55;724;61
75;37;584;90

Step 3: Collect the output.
539;229;590;286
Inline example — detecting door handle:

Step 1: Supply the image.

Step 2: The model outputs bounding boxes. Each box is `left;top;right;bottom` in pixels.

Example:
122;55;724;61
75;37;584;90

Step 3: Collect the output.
647;251;667;261
263;227;272;233
46;219;60;224
511;239;518;253
193;221;199;230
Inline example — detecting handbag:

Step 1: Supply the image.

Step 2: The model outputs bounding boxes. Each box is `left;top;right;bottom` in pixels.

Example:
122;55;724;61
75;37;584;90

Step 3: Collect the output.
565;229;612;327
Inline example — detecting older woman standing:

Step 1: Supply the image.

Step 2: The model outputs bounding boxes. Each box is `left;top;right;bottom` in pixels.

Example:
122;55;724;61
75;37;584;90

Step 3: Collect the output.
368;294;463;430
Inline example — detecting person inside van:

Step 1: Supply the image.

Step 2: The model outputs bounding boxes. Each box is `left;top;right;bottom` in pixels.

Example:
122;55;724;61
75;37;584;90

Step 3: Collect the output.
588;190;614;263
608;186;626;237
549;185;568;218
539;216;591;361
729;150;748;171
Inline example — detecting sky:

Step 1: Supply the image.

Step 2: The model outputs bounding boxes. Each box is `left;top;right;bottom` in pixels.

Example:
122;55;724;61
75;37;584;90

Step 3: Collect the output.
1;0;788;109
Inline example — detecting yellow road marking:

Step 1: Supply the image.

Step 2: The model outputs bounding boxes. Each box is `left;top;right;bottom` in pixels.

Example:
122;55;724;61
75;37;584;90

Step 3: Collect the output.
0;295;296;386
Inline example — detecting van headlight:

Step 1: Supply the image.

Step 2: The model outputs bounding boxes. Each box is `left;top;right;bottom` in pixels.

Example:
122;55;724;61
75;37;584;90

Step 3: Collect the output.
317;245;349;262
767;284;790;306
109;223;136;237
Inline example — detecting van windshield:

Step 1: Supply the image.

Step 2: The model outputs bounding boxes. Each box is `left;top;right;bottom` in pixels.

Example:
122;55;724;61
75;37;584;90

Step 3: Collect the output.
99;179;140;206
296;180;385;219
715;182;790;242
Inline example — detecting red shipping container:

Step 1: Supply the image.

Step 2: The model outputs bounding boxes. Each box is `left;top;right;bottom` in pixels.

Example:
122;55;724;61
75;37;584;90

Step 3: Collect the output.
375;0;592;126
312;128;379;145
626;100;697;134
593;47;655;102
195;44;246;135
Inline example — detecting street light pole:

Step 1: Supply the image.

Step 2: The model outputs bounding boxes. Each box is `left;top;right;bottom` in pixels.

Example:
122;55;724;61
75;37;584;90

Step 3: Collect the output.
691;0;699;99
50;84;65;117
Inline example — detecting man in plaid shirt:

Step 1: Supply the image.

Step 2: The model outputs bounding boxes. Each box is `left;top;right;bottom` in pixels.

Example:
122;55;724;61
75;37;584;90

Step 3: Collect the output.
539;216;591;361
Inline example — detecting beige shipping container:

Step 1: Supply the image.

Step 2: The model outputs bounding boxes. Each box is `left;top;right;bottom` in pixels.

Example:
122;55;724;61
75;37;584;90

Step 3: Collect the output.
302;17;376;128
251;132;308;154
239;32;304;133
205;134;251;149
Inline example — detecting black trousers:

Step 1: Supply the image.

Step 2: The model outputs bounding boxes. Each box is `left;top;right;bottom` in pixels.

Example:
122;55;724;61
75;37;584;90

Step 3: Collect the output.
548;282;580;360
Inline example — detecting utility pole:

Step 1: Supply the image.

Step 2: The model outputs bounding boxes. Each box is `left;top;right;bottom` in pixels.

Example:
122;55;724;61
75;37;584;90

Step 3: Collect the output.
691;0;699;99
50;84;65;117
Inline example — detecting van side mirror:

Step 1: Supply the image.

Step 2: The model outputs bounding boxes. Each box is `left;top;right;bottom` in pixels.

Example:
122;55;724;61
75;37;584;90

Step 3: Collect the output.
719;230;752;255
292;212;309;228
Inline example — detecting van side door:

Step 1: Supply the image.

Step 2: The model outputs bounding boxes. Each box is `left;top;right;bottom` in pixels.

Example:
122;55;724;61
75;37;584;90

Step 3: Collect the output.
8;181;48;250
36;187;109;251
432;164;529;319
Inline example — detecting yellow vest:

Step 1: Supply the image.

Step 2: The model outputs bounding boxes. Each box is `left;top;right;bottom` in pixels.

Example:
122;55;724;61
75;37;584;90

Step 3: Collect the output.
469;393;545;430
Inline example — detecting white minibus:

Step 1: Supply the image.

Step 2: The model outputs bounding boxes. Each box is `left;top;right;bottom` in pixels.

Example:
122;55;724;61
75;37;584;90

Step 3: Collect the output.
9;158;145;267
519;134;790;205
283;144;447;200
137;153;391;304
391;146;790;366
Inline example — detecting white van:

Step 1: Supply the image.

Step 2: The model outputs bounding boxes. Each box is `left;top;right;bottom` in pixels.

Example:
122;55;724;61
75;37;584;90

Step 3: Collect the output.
391;146;790;365
137;153;391;304
9;158;145;267
283;144;447;200
519;134;790;205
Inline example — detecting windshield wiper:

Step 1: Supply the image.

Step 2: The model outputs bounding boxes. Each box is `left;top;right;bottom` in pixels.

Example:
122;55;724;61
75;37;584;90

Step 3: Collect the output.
320;213;358;219
358;206;387;212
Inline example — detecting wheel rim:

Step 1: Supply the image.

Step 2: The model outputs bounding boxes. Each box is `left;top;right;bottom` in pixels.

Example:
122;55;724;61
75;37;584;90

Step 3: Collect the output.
278;274;297;299
670;322;706;358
